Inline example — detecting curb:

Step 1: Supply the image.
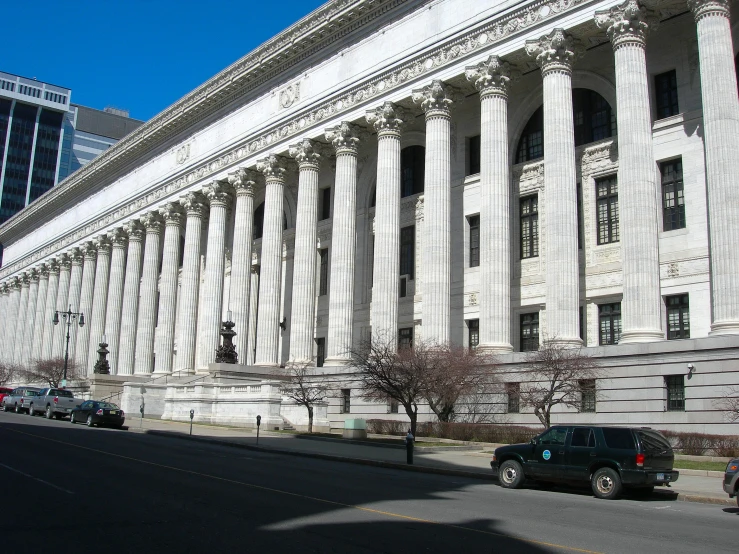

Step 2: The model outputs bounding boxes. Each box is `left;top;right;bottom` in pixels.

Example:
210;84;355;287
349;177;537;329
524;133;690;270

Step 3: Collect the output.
134;429;735;505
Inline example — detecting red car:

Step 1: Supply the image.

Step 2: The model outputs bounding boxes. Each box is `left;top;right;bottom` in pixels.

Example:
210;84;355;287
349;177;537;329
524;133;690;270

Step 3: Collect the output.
0;388;12;406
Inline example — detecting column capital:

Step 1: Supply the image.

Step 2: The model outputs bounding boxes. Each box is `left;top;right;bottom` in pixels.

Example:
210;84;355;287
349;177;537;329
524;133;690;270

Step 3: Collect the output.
159;202;185;227
205;180;233;208
688;0;731;20
58;253;72;270
180;191;208;217
20;272;31;286
124;220;145;242
69;248;84;266
465;55;518;100
288;138;322;170
38;263;50;278
10;276;21;290
29;268;40;283
257;154;288;183
140;211;165;233
81;241;97;260
47;258;60;275
325;122;361;156
595;0;659;49
94;235;112;254
228;168;259;196
366;102;406;138
0;282;8;294
110;227;129;248
525;28;583;76
412;80;455;118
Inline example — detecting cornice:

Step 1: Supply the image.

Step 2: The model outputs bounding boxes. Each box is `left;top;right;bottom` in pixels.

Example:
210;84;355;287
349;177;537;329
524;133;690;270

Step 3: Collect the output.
0;0;600;280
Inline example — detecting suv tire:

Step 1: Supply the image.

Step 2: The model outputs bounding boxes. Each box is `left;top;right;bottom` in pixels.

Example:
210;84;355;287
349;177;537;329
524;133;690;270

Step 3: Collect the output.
499;460;525;489
87;415;94;427
15;404;21;414
592;467;622;500
70;412;76;424
46;405;53;419
28;405;35;416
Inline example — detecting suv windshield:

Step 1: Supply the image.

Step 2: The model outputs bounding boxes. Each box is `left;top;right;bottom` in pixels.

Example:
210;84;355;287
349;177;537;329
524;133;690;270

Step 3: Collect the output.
636;430;672;452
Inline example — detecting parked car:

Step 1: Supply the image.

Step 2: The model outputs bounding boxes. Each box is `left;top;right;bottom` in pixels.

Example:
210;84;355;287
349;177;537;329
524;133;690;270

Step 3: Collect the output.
2;387;42;414
70;401;125;428
28;388;83;419
0;387;12;406
723;458;739;507
490;426;679;500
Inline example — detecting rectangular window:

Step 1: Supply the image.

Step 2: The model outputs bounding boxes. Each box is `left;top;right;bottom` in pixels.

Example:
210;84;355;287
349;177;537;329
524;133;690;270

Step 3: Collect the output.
468;215;480;268
520;312;539;352
661;159;686;231
388;398;399;414
655;70;679;119
665;375;685;412
507;383;520;414
340;389;351;414
468;319;479;350
315;338;325;368
571;428;596;448
400;276;407;298
598;303;622;345
580;380;596;413
400;225;415;279
577;183;583;249
468;135;481;176
596;176;619;244
319;249;328;296
666;294;690;340
520;195;539;259
320;188;331;221
398;327;413;350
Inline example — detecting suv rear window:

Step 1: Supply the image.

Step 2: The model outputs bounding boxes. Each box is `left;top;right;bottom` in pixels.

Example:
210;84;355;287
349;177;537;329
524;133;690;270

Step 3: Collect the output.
55;390;74;398
636;430;672;452
602;428;636;450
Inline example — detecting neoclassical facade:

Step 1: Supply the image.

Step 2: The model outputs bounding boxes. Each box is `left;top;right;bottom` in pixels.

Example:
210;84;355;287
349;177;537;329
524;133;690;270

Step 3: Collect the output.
2;0;739;431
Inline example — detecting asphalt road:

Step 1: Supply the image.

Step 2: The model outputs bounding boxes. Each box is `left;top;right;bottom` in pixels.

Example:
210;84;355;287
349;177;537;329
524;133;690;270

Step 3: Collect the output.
1;412;737;553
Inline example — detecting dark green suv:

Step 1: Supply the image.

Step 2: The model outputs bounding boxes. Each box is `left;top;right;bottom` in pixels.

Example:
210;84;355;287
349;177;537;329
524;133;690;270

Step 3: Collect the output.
490;426;679;500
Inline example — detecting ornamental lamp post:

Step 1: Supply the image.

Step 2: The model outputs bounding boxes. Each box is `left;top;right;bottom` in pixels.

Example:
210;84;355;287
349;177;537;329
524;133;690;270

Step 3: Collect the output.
52;305;84;388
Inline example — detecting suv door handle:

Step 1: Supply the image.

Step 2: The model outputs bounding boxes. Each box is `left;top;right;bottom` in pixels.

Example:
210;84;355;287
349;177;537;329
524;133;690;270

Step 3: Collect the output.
590;452;596;457
559;451;565;455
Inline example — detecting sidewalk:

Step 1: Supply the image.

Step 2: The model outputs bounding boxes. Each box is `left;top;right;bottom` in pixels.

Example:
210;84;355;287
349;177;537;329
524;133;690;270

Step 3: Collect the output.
126;417;734;506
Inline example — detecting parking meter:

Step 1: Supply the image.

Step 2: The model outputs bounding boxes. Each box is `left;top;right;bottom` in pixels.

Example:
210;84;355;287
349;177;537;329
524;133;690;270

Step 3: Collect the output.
256;415;262;445
189;409;195;435
139;399;145;429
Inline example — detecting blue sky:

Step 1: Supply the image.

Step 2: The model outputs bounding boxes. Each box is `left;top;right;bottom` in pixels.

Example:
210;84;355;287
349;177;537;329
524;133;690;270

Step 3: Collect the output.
2;0;326;121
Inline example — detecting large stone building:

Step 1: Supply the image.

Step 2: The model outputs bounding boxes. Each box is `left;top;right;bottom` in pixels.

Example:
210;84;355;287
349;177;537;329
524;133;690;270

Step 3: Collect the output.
1;0;738;432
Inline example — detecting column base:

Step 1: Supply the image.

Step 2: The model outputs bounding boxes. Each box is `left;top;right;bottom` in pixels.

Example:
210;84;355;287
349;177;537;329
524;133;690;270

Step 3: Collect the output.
477;343;514;354
323;356;351;367
618;329;664;344
709;320;739;335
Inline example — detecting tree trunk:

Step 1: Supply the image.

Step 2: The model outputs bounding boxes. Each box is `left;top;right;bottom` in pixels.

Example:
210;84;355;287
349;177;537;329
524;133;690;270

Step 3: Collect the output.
308;406;314;434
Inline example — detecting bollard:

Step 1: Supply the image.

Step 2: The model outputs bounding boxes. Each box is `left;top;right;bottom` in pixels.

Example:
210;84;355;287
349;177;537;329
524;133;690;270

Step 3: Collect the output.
405;429;414;465
189;409;194;436
256;414;262;445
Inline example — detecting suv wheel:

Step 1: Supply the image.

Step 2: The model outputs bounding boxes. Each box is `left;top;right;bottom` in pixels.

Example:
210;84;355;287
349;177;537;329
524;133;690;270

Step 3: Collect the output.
46;405;53;419
70;412;76;424
498;460;525;489
28;405;35;416
14;404;21;414
592;467;622;500
86;415;94;427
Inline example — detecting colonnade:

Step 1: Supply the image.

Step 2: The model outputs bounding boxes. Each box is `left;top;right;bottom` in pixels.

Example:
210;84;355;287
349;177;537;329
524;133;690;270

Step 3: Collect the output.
1;0;738;378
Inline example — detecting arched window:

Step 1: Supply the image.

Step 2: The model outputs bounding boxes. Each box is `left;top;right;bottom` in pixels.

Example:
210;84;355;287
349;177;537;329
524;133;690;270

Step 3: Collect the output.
401;145;425;197
253;202;287;239
515;89;615;163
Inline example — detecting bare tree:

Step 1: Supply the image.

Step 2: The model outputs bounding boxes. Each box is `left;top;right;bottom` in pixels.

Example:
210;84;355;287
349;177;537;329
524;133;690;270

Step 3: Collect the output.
421;344;497;422
518;339;601;428
454;378;508;424
279;361;329;433
716;386;739;423
0;362;21;386
22;358;78;388
348;333;426;436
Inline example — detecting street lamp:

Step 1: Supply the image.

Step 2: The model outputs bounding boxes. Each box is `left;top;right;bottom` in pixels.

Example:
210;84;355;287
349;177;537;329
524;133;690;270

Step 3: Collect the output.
52;305;84;388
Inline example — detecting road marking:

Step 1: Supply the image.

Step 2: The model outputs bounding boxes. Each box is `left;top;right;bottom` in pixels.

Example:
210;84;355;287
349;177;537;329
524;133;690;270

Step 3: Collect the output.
3;426;600;553
0;462;74;494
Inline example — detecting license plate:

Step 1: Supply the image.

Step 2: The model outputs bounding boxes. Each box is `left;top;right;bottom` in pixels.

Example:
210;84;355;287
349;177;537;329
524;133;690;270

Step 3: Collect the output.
109;411;118;415
657;473;665;480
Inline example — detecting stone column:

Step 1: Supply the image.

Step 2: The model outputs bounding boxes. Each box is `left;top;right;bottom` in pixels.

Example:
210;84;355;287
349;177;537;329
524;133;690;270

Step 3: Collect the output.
104;229;128;373
74;242;97;372
324;123;360;364
30;265;50;363
246;266;260;365
595;2;663;342
117;221;145;376
466;56;516;352
176;193;206;374
41;260;60;361
227;168;257;363
288;140;321;363
412;80;455;346
5;279;21;364
197;182;231;370
52;255;72;359
0;283;8;363
22;269;40;366
134;213;164;375
154;204;183;374
12;272;30;365
65;248;84;363
366;102;405;346
687;0;739;334
526;29;583;346
255;155;288;366
87;236;111;372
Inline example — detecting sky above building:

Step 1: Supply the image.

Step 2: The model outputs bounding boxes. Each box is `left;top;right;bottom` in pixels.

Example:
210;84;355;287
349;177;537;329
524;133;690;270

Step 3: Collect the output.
3;0;326;122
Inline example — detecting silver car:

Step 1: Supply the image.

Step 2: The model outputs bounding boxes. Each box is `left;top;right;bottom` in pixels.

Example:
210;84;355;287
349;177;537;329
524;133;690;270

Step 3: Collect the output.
2;387;42;414
723;458;739;507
